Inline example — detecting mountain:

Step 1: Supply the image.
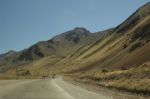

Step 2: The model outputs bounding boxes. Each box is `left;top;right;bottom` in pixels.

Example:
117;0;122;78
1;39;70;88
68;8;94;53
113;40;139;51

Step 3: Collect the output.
61;2;150;72
0;2;149;73
50;27;91;43
47;2;149;94
0;50;16;60
0;2;149;74
0;27;110;73
17;27;107;61
0;2;150;94
115;2;150;34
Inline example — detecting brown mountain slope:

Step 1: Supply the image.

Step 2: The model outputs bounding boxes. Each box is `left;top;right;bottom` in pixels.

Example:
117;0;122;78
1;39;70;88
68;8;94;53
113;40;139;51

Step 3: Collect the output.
51;2;150;94
17;27;107;61
51;2;150;73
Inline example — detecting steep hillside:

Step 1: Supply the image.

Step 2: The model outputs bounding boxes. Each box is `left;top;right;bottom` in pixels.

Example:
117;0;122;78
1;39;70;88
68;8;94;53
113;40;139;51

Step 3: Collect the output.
115;2;150;35
50;2;150;95
53;2;150;73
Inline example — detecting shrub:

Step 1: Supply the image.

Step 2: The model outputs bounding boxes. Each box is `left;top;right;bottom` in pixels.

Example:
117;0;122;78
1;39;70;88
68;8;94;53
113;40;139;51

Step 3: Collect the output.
25;70;31;76
102;69;108;73
123;44;128;49
129;42;142;52
121;66;128;70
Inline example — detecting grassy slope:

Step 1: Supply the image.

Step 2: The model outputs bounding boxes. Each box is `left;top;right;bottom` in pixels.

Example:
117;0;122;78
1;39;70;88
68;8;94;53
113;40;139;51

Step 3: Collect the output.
78;61;150;95
53;3;150;73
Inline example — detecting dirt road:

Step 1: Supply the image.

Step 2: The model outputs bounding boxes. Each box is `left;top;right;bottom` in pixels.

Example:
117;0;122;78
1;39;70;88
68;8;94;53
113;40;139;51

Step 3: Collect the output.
0;78;112;99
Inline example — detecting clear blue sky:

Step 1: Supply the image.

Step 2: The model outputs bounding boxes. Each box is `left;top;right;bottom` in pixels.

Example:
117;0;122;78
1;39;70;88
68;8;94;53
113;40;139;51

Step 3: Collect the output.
0;0;149;54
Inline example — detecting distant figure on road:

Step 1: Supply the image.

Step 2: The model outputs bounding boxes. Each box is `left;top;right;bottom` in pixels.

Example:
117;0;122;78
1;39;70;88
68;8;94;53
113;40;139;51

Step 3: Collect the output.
52;74;56;79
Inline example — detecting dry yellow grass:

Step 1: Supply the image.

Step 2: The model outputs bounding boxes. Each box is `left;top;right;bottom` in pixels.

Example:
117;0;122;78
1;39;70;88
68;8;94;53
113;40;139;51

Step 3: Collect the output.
78;62;150;95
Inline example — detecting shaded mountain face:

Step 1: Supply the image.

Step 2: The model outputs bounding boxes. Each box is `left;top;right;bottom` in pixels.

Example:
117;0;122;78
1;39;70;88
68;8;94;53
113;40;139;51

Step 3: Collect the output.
115;2;150;35
17;42;56;61
118;2;150;42
131;16;150;41
50;27;91;43
0;51;16;60
15;27;106;61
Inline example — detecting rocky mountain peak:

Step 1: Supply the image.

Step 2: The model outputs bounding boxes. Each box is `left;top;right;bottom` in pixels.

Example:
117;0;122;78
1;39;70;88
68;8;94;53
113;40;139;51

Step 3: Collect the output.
50;27;91;43
72;27;91;34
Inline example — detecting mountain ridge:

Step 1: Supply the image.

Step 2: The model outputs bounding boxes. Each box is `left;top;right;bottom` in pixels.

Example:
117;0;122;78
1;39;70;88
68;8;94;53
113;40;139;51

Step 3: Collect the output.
0;2;149;81
0;50;16;60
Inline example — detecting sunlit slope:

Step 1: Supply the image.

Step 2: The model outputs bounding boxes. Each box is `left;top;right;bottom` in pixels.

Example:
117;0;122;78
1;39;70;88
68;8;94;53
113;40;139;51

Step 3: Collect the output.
53;2;150;73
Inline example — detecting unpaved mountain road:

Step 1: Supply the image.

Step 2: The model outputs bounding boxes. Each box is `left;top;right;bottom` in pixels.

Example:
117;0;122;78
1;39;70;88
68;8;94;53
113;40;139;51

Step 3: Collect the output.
0;78;112;99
